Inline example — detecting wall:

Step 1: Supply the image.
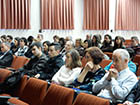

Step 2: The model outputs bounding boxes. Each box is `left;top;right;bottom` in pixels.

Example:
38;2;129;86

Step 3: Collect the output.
0;0;140;42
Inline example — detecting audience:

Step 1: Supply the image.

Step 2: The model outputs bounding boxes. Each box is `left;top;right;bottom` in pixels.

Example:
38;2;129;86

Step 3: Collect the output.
123;80;140;105
52;49;82;86
11;37;20;54
130;36;140;55
19;42;48;78
113;36;125;51
101;34;113;52
15;37;28;56
104;48;137;73
92;49;138;103
42;41;51;58
70;47;105;94
0;42;13;68
92;35;101;48
44;42;64;80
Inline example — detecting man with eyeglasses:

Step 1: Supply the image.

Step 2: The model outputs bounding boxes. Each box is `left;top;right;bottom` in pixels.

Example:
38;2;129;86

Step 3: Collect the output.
19;42;48;78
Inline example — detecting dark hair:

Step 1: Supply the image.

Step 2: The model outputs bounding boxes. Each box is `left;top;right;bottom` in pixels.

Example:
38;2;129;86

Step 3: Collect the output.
43;41;51;47
113;36;124;50
1;35;7;40
14;37;20;46
20;37;27;45
31;42;42;49
131;36;139;42
50;42;61;51
84;40;92;48
7;35;13;40
126;48;135;60
59;37;65;48
92;35;101;47
85;47;104;64
66;49;82;69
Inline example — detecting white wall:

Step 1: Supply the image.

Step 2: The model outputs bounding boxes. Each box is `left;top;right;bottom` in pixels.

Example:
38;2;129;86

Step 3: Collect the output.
0;0;140;42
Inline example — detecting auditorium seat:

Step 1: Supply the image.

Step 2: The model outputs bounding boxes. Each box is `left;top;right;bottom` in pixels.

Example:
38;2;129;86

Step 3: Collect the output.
100;59;112;68
72;93;110;105
9;78;48;105
41;83;74;105
0;69;12;83
104;52;113;59
8;56;29;70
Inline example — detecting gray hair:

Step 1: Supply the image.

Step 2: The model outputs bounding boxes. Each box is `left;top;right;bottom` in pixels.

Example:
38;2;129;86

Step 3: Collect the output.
2;42;11;48
66;41;74;48
113;49;130;61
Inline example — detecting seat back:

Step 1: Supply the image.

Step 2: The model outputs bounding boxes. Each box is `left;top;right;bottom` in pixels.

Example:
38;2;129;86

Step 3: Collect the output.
100;59;112;68
11;56;29;70
20;78;47;105
41;84;74;105
0;69;12;83
72;93;110;105
12;75;28;97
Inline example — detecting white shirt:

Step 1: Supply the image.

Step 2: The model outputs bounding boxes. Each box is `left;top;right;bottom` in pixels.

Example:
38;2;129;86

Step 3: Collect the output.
52;65;81;85
92;67;138;102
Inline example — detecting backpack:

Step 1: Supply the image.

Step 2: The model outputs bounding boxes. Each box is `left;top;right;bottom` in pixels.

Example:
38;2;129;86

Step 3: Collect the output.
0;71;24;94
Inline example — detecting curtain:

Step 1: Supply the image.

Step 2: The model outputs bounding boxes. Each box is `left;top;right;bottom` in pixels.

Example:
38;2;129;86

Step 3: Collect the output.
0;0;31;29
83;0;109;30
40;0;74;30
115;0;140;30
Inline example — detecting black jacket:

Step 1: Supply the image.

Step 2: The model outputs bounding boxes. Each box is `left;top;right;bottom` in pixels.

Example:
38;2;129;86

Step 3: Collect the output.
44;54;64;80
0;51;13;68
124;80;140;103
20;53;48;77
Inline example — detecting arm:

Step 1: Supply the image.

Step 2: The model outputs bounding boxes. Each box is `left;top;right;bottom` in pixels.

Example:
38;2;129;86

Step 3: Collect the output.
58;68;81;85
77;61;93;83
92;72;110;94
110;75;138;100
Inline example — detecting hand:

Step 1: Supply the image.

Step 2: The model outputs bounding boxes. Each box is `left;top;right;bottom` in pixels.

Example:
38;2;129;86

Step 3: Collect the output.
106;71;112;81
84;61;94;71
34;74;40;78
110;69;118;79
123;101;133;105
133;102;140;105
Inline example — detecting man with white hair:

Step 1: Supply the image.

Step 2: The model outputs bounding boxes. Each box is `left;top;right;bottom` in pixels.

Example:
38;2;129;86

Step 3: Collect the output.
92;49;138;104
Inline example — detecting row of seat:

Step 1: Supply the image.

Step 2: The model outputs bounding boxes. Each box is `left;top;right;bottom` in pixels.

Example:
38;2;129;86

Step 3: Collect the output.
0;69;110;105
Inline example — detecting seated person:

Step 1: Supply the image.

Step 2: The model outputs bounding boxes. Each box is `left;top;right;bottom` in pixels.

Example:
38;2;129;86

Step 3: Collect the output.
130;36;140;55
43;42;64;80
19;42;48;78
104;48;136;73
70;47;105;93
52;49;82;86
123;80;140;105
92;49;138;103
0;42;13;68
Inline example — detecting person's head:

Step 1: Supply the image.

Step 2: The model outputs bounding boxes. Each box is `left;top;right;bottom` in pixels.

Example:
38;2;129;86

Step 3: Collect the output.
86;34;92;40
48;42;61;58
14;37;20;46
65;49;82;69
43;41;51;52
126;48;135;61
53;35;60;43
104;34;112;44
114;36;123;47
85;47;104;65
27;36;34;46
7;35;13;43
92;35;101;45
75;38;82;48
19;37;27;48
113;49;130;72
31;42;42;57
1;42;11;53
83;40;92;49
37;34;43;42
59;37;65;48
65;41;74;52
131;36;139;46
65;36;72;42
1;35;7;42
